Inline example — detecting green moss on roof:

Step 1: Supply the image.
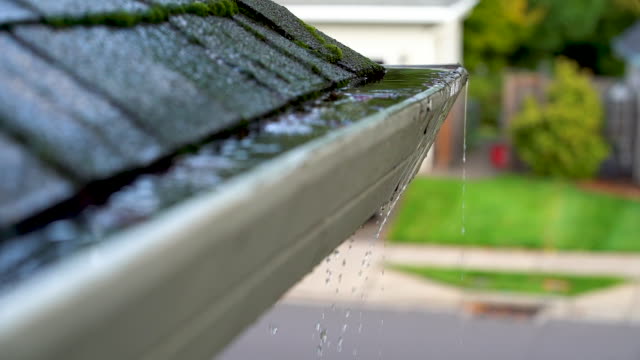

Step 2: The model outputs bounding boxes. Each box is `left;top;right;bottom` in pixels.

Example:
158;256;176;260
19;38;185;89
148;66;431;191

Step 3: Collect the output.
300;20;343;62
235;0;383;78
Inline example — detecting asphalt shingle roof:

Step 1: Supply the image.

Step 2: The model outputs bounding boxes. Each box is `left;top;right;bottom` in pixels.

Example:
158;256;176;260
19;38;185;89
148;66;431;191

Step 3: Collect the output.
0;0;384;229
0;0;37;23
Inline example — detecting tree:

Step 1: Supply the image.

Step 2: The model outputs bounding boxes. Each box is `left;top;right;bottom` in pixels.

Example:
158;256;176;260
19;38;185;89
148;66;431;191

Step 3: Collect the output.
511;58;609;179
514;0;637;75
463;0;542;72
463;0;542;127
614;0;640;15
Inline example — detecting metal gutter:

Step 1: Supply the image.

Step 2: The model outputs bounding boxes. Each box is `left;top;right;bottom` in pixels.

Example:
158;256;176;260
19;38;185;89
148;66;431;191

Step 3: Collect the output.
0;65;468;360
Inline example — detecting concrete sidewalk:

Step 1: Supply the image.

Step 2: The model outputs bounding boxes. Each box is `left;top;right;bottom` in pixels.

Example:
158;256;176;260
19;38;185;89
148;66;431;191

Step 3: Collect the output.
283;221;640;325
384;244;640;278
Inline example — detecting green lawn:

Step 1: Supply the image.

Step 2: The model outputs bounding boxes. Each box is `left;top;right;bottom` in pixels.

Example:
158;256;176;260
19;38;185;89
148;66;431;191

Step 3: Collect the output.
391;265;624;297
389;176;640;252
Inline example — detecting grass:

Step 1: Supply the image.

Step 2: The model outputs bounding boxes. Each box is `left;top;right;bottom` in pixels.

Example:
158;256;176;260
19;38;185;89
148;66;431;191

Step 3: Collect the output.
391;265;624;297
389;176;640;252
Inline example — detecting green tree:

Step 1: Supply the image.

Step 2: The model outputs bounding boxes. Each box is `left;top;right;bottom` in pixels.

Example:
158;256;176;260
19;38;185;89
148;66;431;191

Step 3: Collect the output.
614;0;640;15
527;0;607;52
511;58;609;179
464;0;542;72
463;0;542;127
514;0;637;75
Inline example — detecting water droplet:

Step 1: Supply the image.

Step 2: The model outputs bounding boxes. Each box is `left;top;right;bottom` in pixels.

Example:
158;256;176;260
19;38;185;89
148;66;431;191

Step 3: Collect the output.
342;259;347;267
320;329;328;344
268;324;278;335
342;324;348;333
345;309;351;318
337;337;344;352
317;345;323;357
316;323;321;332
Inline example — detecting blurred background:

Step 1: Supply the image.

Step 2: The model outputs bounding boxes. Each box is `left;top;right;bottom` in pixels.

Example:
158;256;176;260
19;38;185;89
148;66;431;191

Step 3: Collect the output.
220;1;640;359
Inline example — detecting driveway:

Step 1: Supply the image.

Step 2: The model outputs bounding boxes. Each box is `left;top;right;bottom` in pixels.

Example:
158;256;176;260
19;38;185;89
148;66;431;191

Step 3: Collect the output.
219;303;640;360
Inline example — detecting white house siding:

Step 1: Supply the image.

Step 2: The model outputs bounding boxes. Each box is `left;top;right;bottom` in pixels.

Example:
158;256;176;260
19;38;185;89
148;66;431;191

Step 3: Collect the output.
310;21;463;171
310;21;461;65
312;23;436;65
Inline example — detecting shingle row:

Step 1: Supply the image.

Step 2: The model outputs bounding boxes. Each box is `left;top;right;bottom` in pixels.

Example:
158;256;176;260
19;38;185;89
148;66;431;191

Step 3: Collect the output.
0;0;383;228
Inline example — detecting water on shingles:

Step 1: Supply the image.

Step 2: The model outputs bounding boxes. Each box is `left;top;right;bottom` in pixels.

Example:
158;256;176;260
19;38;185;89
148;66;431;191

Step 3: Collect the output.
0;0;37;24
19;0;148;18
0;68;462;292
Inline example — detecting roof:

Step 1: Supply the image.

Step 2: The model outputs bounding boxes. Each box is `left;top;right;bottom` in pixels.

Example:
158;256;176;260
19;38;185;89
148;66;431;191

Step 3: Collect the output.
0;0;383;231
614;21;640;66
273;0;478;24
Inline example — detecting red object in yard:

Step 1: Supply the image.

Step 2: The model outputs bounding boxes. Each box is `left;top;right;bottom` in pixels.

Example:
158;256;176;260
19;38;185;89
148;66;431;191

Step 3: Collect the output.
490;143;509;169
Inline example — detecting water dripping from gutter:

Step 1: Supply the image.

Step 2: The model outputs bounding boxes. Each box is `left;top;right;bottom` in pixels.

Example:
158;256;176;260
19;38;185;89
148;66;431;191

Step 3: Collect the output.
458;81;470;350
349;92;447;360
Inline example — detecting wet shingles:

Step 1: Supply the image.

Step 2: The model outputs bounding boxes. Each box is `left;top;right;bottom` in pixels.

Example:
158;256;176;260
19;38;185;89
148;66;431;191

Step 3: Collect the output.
134;23;287;120
14;24;239;147
236;0;384;76
236;0;330;55
0;0;37;24
233;14;354;84
0;133;74;227
172;15;328;98
0;64;128;180
146;0;199;4
0;34;165;167
19;0;148;17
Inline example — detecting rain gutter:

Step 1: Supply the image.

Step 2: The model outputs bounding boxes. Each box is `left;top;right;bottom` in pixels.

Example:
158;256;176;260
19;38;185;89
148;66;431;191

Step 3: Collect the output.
0;65;468;360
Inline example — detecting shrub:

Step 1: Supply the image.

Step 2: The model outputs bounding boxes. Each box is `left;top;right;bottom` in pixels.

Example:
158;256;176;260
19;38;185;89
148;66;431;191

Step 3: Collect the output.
511;58;609;179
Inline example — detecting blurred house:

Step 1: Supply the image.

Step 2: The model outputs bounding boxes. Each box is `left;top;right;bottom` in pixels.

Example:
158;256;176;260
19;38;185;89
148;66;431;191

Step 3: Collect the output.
610;21;640;183
274;0;478;169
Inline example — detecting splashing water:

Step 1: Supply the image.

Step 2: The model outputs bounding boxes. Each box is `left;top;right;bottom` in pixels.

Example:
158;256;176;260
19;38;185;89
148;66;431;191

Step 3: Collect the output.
301;68;468;360
350;82;451;359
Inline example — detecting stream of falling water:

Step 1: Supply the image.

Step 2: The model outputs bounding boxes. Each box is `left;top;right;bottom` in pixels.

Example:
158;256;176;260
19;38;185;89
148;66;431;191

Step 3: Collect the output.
303;72;466;359
458;82;469;349
316;97;439;360
353;79;462;359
